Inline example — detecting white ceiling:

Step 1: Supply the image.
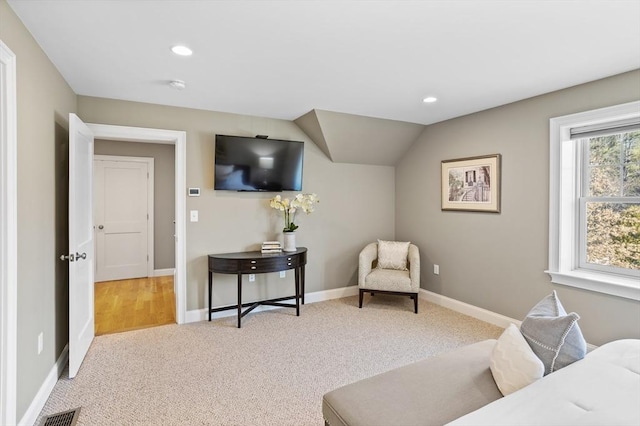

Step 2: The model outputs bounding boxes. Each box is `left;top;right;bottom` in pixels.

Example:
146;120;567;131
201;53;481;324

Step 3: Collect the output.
7;0;640;125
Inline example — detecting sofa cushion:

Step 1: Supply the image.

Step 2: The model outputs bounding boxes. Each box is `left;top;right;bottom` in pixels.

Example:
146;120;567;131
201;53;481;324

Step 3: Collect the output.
490;324;544;396
377;240;410;270
520;290;586;375
323;340;502;426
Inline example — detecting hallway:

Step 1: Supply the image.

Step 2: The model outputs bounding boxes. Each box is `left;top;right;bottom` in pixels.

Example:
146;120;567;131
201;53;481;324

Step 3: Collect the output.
94;276;175;335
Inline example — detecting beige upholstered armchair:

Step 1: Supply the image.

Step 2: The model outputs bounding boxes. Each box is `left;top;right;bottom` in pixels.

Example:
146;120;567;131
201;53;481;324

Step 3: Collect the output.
358;241;420;313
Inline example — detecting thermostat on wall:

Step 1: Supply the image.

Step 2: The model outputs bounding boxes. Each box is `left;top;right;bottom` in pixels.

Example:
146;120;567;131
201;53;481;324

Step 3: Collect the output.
188;188;200;197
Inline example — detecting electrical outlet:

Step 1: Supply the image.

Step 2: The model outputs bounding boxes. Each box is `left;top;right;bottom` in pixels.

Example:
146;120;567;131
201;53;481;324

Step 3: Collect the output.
38;332;43;355
249;274;255;282
279;271;286;278
433;264;440;275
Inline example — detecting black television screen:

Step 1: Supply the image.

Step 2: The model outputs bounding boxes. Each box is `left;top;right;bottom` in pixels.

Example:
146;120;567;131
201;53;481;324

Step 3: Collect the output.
214;135;304;191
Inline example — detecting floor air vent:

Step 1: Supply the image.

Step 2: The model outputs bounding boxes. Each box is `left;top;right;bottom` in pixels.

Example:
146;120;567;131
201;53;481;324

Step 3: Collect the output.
40;407;81;426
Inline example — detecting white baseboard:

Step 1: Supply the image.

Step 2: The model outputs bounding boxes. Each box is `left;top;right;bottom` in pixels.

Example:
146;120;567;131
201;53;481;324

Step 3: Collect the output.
305;285;359;303
419;289;521;329
185;285;359;323
18;344;69;426
419;289;598;351
185;286;509;326
153;268;175;277
185;285;598;350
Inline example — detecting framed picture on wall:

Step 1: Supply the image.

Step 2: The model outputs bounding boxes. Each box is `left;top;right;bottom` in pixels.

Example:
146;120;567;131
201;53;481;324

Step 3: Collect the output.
441;154;501;213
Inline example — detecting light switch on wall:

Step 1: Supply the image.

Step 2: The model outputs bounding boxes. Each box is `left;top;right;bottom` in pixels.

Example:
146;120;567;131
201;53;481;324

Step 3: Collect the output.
38;332;43;355
190;210;198;222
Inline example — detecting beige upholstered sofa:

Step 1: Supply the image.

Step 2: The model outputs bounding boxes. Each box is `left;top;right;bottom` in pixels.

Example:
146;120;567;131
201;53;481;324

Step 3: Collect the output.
322;339;640;426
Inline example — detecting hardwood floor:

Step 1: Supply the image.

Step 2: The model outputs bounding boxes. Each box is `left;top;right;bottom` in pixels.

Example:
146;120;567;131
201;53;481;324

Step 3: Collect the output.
94;275;176;336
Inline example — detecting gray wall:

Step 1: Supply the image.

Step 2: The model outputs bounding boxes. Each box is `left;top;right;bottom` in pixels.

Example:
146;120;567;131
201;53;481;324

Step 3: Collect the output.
396;70;640;347
0;0;77;419
4;0;638;418
78;96;396;311
95;140;176;270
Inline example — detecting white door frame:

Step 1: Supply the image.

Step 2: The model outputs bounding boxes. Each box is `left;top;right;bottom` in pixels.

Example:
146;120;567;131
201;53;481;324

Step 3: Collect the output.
87;124;186;324
94;155;155;280
0;39;17;426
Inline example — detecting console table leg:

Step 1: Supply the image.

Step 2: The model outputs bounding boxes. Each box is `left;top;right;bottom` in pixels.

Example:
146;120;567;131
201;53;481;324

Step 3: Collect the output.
208;271;213;321
301;264;306;305
237;273;242;328
295;267;300;316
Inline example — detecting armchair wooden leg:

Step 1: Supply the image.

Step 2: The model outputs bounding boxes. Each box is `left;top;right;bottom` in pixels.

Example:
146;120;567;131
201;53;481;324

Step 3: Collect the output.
359;289;363;308
413;293;418;314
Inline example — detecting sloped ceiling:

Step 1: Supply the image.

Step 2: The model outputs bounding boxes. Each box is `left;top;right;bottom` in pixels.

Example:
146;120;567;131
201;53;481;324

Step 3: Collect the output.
295;110;425;166
8;1;640;126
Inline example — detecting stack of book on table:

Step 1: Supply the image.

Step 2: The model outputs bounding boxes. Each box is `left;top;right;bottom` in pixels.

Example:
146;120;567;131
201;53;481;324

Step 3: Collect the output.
261;241;282;254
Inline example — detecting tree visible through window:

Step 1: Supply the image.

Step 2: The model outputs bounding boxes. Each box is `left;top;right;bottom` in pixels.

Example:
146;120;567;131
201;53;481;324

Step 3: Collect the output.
582;130;639;272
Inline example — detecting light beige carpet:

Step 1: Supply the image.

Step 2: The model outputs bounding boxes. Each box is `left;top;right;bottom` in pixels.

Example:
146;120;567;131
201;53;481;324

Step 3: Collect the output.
36;295;502;425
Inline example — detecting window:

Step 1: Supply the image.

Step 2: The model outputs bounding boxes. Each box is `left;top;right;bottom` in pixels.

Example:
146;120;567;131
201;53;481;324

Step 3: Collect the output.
548;101;640;301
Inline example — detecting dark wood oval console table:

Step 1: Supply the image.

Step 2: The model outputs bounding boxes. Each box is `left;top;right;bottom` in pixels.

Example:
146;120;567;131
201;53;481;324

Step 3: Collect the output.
208;247;307;328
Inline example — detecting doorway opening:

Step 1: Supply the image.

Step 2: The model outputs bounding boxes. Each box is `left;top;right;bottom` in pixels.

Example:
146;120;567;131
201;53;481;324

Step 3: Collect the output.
93;146;175;335
86;123;186;326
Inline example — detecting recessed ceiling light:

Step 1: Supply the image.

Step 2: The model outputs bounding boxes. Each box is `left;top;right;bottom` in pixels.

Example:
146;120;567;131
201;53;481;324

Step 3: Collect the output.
171;45;193;56
169;80;186;90
423;96;438;103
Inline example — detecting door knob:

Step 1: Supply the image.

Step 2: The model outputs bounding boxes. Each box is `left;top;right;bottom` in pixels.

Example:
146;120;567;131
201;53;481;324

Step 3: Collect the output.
60;254;75;262
98;225;104;230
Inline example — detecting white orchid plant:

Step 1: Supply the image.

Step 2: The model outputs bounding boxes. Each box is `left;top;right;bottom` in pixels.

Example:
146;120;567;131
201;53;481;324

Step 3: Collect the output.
269;193;319;232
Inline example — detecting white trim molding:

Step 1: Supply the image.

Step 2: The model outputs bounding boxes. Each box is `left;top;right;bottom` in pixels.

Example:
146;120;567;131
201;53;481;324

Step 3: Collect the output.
17;345;68;426
548;101;640;301
154;268;176;277
186;285;359;323
187;284;516;328
0;39;17;426
420;290;598;351
419;289;520;329
188;285;599;351
87;124;187;324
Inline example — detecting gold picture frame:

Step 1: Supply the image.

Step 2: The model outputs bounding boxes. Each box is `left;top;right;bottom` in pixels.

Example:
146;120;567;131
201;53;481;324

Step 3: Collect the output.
441;154;501;213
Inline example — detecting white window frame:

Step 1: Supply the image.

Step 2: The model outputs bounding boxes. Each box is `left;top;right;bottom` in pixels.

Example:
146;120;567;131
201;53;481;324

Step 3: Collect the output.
548;101;640;301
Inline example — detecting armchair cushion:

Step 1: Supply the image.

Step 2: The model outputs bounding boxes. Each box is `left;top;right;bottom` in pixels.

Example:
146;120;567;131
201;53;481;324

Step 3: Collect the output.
364;268;412;292
377;240;410;270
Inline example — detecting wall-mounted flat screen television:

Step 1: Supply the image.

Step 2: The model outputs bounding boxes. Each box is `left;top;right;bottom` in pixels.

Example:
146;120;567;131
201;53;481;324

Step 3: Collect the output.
214;135;304;191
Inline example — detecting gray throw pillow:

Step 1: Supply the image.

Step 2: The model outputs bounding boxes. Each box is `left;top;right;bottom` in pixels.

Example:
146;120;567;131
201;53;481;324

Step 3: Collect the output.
520;290;586;375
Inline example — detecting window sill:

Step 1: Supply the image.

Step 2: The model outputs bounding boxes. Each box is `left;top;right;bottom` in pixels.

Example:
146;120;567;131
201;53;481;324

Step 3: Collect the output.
546;269;640;301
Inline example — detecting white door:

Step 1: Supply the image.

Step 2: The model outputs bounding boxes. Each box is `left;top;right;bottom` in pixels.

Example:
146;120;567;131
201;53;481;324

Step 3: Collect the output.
68;113;95;378
94;159;149;282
